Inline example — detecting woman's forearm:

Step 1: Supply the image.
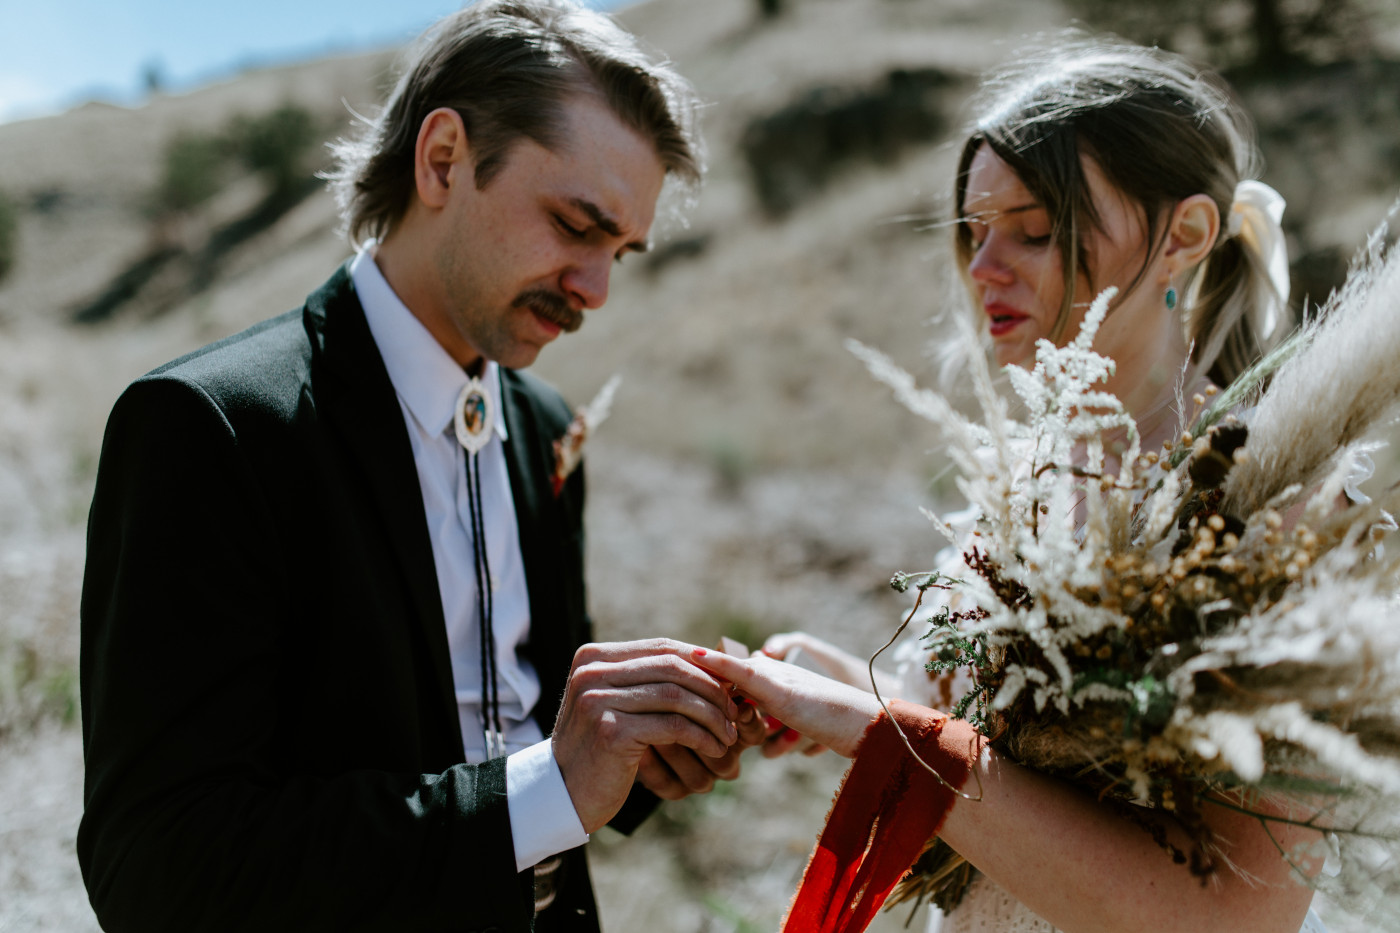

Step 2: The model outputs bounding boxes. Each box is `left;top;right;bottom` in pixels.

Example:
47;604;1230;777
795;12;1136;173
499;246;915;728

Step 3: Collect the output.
689;645;1316;933
938;744;1315;933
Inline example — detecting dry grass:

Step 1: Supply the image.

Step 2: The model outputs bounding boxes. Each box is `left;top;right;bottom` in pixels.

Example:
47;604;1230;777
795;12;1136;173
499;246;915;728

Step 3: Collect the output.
1;0;1396;929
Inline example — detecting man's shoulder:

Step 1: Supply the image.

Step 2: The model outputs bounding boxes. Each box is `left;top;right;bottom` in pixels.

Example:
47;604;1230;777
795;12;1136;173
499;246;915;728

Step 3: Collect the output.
129;265;354;417
133;308;313;417
150;308;309;375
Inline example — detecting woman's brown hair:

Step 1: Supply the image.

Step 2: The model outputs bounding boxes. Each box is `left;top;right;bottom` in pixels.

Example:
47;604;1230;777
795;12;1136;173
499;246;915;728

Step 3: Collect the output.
953;36;1287;386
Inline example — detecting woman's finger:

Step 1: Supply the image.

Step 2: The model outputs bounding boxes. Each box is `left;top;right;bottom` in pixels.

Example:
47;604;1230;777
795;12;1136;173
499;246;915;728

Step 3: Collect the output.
760;632;805;658
689;646;760;694
734;699;766;747
761;727;807;759
691;646;881;757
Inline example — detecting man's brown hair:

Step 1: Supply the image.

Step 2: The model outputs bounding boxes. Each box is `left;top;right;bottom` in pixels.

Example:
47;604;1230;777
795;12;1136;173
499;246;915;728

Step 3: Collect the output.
326;0;704;245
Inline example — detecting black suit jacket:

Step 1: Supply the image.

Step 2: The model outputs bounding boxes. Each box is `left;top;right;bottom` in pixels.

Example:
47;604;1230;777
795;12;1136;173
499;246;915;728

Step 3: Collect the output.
79;266;639;932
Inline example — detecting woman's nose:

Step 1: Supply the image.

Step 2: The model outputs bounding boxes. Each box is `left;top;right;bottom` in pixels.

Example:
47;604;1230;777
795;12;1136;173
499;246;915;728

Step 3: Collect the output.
968;237;1013;286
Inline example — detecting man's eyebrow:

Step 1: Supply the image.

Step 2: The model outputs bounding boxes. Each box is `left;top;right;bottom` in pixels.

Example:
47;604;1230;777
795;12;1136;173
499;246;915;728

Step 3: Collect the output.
570;198;650;253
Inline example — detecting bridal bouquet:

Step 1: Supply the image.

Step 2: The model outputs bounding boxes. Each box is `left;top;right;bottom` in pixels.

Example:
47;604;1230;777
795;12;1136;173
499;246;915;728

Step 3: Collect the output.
851;219;1400;924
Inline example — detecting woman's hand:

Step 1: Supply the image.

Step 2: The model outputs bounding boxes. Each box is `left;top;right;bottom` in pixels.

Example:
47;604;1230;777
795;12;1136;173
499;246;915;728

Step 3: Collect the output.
690;647;884;758
759;632;901;695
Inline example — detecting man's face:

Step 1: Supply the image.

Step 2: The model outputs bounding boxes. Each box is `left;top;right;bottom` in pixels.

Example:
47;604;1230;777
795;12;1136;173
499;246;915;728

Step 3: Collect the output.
431;94;666;370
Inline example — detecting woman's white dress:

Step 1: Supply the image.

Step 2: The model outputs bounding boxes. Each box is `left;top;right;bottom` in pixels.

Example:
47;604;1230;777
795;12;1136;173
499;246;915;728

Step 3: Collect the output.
924;876;1329;933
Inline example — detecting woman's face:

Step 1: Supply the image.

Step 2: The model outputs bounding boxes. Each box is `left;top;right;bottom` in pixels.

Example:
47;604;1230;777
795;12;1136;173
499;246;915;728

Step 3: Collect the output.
961;146;1185;407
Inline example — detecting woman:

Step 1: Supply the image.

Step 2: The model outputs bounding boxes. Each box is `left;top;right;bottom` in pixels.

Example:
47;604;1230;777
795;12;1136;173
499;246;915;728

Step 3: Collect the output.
743;37;1326;933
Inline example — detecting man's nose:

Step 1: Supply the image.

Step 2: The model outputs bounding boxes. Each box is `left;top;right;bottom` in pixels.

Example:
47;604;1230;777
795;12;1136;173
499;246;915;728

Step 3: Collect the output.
561;255;611;310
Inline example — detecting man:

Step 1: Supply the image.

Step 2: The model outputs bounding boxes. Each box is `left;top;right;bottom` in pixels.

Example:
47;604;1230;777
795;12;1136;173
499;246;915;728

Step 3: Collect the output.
78;3;758;930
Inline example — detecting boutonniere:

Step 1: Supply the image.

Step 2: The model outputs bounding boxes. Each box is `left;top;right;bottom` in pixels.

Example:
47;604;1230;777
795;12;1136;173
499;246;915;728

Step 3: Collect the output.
552;374;620;497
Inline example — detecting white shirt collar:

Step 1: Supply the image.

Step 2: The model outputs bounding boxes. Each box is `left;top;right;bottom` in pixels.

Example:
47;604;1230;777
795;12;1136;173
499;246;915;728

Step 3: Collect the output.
351;246;508;443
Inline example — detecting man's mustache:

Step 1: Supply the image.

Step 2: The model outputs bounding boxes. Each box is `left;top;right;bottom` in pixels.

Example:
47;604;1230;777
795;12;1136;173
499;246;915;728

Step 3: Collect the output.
514;289;583;333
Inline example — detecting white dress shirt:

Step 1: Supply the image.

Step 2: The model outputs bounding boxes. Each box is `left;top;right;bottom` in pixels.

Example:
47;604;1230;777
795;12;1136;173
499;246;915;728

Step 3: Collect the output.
352;248;588;870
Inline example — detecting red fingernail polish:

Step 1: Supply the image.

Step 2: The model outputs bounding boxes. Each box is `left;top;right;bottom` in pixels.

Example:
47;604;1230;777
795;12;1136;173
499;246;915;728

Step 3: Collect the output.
693;647;708;657
763;715;782;731
783;729;802;743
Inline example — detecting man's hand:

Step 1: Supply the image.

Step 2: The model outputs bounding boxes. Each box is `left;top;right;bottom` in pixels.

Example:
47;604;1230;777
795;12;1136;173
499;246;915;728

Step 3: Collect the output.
635;699;767;800
551;639;739;832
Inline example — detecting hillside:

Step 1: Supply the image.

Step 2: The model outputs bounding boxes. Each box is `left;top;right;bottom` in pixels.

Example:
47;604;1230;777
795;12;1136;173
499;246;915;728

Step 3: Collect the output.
2;0;1398;929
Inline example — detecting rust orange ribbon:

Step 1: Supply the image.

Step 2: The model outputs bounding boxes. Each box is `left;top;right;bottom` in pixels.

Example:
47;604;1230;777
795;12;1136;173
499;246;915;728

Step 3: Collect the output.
781;700;982;933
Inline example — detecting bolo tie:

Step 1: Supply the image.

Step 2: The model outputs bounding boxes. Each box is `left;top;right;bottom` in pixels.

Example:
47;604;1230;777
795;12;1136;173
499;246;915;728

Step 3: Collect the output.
453;374;506;760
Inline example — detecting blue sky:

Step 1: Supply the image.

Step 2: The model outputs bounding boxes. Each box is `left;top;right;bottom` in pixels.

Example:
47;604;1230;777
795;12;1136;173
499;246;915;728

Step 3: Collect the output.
0;0;624;124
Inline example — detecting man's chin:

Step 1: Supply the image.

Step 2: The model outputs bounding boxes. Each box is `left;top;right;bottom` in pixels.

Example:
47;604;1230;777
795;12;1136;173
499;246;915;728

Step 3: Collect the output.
492;341;546;370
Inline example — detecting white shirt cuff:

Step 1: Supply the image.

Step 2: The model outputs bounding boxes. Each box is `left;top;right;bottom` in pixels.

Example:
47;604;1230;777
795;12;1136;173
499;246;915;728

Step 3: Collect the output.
506;739;589;872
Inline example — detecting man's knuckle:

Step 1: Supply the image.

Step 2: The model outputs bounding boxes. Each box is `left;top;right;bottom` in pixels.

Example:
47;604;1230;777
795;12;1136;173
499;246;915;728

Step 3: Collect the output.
592;710;624;744
571;660;612;692
658;648;692;670
575;687;603;713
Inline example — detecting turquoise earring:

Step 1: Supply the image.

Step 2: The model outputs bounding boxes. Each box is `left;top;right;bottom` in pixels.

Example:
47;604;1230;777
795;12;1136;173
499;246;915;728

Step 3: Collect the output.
1164;285;1178;311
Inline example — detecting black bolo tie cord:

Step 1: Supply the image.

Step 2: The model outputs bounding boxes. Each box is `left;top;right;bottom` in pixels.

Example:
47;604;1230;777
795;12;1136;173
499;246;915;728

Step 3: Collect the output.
465;451;504;758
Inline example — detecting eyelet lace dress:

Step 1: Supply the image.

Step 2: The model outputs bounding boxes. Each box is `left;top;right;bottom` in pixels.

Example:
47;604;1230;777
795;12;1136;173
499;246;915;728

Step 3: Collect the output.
925;875;1330;933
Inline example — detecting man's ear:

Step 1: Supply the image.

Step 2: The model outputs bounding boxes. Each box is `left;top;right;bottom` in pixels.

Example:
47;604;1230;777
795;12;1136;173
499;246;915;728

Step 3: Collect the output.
1163;193;1221;278
414;107;472;210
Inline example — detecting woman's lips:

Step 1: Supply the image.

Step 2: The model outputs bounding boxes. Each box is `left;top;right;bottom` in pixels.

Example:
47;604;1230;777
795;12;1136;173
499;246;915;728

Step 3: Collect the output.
985;302;1028;337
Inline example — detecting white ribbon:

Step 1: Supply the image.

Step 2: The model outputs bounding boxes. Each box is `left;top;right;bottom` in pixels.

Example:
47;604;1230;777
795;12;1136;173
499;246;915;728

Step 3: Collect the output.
1227;179;1289;339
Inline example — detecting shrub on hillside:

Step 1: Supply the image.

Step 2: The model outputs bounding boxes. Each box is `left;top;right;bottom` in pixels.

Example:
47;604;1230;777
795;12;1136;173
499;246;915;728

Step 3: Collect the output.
149;103;320;222
228;103;319;199
153;132;227;216
0;191;16;284
741;67;956;216
1065;0;1394;75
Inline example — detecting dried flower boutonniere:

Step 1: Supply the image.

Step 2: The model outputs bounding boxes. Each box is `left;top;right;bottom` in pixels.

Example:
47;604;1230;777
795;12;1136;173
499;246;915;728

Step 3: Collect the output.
552;374;621;497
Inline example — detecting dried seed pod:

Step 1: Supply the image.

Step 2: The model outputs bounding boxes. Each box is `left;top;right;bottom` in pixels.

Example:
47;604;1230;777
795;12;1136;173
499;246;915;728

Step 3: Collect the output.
1188;423;1249;488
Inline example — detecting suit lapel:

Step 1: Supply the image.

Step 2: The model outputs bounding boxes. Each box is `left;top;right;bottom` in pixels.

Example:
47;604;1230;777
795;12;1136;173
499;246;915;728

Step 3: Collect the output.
500;372;574;732
307;266;463;758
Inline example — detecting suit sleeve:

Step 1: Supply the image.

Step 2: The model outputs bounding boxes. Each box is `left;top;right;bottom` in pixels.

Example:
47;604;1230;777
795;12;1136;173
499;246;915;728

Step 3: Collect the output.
78;376;535;933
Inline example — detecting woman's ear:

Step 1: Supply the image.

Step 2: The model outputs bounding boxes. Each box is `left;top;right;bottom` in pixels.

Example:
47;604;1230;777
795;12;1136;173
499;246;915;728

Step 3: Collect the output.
414;107;472;210
1163;193;1221;278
